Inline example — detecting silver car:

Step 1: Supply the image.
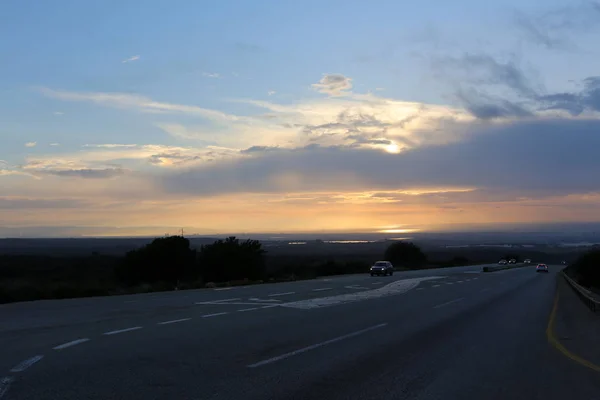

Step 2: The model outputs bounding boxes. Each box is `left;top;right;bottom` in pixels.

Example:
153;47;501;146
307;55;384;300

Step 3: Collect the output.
370;261;394;276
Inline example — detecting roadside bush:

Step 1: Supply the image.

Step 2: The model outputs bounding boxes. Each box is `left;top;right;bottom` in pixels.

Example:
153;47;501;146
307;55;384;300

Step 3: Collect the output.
115;236;197;286
566;249;600;289
384;241;427;269
198;237;266;283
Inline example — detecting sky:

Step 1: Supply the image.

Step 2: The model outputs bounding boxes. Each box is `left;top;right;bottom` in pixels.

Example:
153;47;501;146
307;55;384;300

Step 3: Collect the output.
2;0;600;237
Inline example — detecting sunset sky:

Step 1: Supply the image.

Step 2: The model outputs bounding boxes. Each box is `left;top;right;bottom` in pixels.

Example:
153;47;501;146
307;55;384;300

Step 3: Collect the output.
2;0;600;237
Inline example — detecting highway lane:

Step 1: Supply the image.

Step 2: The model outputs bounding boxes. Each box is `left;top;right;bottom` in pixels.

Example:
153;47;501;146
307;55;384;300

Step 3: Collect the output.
0;264;489;376
3;264;598;399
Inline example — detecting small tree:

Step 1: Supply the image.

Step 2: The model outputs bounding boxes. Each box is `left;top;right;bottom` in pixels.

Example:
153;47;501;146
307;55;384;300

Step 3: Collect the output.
115;236;197;286
384;241;427;269
198;237;266;283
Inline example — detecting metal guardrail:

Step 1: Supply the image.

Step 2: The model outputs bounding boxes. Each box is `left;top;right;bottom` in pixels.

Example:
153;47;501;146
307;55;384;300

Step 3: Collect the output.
562;271;600;314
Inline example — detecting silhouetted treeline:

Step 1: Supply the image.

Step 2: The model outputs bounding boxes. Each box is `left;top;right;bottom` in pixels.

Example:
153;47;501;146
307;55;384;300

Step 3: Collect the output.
0;236;588;303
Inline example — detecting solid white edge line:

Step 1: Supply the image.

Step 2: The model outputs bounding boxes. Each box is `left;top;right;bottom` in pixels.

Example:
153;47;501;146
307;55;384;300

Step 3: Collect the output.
433;298;465;309
53;338;90;350
158;318;192;325
10;355;44;372
0;377;14;400
312;288;332;292
237;307;260;312
103;326;142;335
248;323;388;368
202;312;229;318
268;292;295;297
214;287;233;291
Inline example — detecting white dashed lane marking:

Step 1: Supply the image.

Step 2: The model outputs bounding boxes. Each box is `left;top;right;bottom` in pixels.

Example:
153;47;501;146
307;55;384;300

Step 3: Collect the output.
158;318;191;325
53;338;90;350
202;312;229;318
433;285;441;288
433;298;464;309
104;327;142;336
248;323;388;368
211;298;240;303
312;288;332;292
268;292;295;297
10;355;43;372
237;305;278;312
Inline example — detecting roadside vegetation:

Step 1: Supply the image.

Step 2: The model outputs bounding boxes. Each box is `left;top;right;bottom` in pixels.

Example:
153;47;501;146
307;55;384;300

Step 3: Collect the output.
0;235;585;303
564;249;600;293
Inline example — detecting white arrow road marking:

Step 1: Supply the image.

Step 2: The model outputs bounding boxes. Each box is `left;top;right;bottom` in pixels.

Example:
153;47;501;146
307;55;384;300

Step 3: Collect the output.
0;377;14;400
248;298;281;303
10;356;43;372
281;277;443;309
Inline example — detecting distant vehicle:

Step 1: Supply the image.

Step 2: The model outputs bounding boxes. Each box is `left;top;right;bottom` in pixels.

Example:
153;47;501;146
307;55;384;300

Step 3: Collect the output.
536;264;549;273
509;259;517;264
561;260;567;265
370;261;394;276
498;259;508;265
524;259;531;264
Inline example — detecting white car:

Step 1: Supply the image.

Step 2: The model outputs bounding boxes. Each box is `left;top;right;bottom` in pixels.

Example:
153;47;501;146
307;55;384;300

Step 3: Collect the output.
524;259;531;264
498;259;508;265
508;259;517;264
536;264;549;273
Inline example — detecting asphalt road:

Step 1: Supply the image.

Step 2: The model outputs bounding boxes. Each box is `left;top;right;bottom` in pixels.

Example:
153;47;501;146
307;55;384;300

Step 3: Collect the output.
1;263;599;399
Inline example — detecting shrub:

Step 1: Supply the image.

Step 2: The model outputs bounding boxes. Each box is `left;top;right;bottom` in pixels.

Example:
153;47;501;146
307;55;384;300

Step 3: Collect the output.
115;236;197;286
198;237;266;283
384;242;427;269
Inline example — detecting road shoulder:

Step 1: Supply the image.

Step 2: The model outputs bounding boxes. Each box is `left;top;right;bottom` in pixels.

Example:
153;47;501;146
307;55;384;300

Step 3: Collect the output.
551;275;600;372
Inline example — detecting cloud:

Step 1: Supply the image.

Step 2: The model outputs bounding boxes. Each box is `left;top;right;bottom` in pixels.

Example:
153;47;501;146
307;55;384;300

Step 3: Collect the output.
312;74;353;96
0;197;88;209
25;142;37;148
42;168;127;179
455;88;533;119
122;55;141;63
53;111;64;116
83;144;139;149
433;53;538;98
268;91;276;96
430;52;600;120
537;76;600;115
159;118;600;198
514;3;600;50
50;143;60;146
0;169;38;179
39;87;241;122
202;72;220;78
